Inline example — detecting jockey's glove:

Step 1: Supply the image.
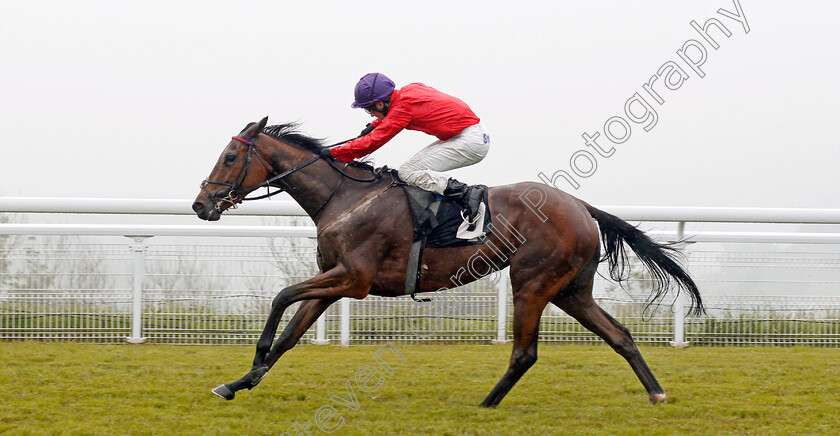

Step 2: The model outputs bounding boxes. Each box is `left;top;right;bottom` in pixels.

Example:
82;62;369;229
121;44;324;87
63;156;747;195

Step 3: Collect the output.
359;123;374;137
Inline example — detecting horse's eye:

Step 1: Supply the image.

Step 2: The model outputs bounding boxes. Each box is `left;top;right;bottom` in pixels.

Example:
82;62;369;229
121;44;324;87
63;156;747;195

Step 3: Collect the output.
224;154;237;165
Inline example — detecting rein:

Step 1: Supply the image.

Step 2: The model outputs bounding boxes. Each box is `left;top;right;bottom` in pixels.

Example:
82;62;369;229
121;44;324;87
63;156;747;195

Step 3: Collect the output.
201;134;380;216
324;156;379;182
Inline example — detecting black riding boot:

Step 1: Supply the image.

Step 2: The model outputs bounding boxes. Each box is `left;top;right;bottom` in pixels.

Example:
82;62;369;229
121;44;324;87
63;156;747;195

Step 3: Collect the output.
463;185;486;231
444;178;485;231
443;178;469;199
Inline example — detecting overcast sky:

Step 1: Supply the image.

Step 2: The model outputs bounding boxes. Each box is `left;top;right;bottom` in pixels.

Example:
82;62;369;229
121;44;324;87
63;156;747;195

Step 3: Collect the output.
1;0;837;209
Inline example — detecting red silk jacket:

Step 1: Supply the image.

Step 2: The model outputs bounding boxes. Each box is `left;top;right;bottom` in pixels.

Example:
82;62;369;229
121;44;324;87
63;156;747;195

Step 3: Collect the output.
330;83;480;162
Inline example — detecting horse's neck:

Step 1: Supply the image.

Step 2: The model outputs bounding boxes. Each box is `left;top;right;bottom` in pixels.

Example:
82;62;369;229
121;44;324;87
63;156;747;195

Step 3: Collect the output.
273;155;389;224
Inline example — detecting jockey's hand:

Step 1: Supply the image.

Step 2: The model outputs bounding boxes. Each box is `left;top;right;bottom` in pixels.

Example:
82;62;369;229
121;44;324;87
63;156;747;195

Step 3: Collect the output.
358;123;374;137
319;148;334;159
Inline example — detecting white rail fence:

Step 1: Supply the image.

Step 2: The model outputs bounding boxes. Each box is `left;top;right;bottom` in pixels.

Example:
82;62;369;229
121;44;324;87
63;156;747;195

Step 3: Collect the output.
1;197;839;347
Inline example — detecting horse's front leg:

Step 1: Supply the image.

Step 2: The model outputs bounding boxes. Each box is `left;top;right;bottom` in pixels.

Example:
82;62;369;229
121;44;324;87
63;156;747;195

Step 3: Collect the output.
213;265;367;400
212;297;338;400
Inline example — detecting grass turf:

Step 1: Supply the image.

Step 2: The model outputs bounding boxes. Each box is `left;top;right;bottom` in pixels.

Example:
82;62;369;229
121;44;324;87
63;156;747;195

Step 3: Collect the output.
1;343;838;435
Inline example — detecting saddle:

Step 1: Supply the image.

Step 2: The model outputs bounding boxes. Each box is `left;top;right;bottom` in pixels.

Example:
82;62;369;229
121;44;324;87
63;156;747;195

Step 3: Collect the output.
398;176;492;299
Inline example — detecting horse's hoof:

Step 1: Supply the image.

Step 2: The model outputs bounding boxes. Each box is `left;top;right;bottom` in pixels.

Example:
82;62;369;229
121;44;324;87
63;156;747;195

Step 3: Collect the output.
649;393;667;404
212;384;235;400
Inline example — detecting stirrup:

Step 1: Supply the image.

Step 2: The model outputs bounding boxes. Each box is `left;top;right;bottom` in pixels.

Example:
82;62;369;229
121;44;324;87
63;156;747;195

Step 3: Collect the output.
461;208;483;232
456;202;487;239
460;209;482;225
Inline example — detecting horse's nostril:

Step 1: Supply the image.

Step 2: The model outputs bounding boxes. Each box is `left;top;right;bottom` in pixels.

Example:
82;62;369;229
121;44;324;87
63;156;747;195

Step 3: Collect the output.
192;201;205;213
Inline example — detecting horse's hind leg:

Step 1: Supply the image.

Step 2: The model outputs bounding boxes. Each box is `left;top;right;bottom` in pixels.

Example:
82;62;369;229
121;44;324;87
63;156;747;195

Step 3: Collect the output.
551;270;667;403
479;290;545;408
480;226;601;408
480;261;581;408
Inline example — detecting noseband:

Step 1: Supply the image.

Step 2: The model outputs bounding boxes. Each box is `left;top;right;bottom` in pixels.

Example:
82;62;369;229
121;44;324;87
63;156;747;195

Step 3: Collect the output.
200;135;320;213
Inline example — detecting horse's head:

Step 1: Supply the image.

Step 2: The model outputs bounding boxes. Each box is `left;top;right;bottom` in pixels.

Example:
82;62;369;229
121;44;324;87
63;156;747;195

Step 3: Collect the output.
192;117;272;221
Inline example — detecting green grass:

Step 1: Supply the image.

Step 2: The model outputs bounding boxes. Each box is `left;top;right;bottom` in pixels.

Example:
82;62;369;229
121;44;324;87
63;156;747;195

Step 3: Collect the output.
1;343;838;435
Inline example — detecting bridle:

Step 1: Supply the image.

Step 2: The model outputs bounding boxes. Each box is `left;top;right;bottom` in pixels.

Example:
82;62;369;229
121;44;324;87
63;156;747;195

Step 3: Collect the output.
201;135;320;213
200;134;380;217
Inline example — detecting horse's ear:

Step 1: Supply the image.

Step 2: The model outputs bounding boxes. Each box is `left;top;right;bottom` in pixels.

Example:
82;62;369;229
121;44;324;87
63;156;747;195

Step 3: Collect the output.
242;117;269;137
256;116;268;133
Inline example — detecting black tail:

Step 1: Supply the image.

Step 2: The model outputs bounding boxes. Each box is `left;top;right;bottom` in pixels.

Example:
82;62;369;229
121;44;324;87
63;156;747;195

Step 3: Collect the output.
584;203;704;316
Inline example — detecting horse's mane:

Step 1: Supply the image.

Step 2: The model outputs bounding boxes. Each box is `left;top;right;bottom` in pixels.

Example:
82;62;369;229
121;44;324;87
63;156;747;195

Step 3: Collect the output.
251;122;377;172
261;123;324;154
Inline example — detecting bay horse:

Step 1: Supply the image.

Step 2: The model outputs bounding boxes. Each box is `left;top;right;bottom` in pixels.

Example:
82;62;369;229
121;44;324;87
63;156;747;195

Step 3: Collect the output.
192;117;703;406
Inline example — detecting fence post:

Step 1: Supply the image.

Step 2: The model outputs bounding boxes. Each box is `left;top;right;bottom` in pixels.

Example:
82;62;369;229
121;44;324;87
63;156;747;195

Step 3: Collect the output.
126;236;151;344
312;314;329;345
339;297;350;346
492;270;510;344
670;222;689;348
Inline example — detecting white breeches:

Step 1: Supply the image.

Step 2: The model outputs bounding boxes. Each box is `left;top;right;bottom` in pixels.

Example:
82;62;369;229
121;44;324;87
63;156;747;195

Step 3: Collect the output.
397;124;490;194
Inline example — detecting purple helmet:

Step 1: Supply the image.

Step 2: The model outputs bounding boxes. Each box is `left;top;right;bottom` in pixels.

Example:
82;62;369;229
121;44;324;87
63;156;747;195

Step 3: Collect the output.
351;73;395;109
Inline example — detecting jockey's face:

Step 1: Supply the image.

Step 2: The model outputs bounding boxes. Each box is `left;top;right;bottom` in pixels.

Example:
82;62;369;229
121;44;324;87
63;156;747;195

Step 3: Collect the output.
365;101;387;121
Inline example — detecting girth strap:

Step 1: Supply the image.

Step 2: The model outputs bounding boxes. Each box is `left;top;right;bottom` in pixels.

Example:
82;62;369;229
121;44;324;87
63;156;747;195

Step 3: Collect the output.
405;239;427;302
406;200;441;302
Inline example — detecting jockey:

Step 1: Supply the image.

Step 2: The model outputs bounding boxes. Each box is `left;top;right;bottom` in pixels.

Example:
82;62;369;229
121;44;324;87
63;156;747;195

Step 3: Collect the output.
323;72;489;227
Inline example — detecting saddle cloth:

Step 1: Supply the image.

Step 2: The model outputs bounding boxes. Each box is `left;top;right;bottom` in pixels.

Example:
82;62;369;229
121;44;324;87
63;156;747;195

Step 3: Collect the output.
401;184;491;298
402;185;492;248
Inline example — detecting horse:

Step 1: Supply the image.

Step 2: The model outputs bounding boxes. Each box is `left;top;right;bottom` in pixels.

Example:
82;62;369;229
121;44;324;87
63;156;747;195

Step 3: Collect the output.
192;117;703;407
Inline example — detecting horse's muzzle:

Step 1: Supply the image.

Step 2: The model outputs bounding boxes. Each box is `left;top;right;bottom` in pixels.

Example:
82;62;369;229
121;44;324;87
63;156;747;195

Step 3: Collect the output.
192;200;221;221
